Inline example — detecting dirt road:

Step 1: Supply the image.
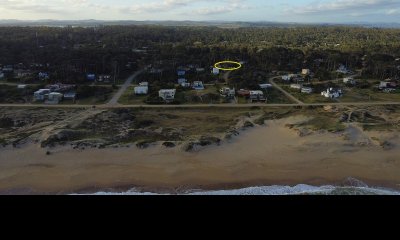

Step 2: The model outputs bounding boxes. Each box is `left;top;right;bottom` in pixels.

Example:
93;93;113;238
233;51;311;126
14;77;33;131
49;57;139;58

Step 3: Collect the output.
269;77;304;104
106;69;144;106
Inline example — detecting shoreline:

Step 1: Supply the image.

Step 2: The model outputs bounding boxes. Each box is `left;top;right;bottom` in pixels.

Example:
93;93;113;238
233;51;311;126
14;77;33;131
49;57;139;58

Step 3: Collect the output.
1;115;400;194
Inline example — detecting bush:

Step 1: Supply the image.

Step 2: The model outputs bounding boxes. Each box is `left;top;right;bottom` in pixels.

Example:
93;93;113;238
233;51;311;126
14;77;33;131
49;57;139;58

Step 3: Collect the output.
76;86;113;99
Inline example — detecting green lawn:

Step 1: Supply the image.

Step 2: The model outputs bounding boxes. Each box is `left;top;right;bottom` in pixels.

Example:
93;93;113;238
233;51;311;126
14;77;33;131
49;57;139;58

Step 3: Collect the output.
339;88;400;102
281;86;335;104
69;88;118;105
118;86;148;105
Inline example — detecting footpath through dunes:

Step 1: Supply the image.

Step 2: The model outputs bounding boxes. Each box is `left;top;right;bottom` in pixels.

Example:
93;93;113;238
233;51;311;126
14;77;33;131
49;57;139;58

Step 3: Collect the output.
1;111;400;194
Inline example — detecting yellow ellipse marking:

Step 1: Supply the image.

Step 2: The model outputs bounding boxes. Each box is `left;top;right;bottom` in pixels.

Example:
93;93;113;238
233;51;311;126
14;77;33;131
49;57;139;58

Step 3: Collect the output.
214;61;242;71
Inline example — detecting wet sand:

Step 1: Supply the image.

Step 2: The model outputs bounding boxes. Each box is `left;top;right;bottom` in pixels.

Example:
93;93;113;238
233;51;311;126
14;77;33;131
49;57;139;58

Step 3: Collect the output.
1;116;400;194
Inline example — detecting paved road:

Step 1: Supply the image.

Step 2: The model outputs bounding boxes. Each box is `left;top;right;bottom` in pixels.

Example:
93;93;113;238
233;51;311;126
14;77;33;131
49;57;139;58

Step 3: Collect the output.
269;77;304;104
106;69;144;106
1;101;400;109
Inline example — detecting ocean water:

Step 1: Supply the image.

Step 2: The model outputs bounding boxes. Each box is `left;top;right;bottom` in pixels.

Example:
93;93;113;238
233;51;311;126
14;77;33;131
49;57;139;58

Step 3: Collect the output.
83;184;400;195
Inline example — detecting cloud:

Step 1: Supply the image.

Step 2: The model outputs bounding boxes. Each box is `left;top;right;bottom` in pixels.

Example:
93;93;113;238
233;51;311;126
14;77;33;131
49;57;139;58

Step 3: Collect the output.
193;1;249;15
289;0;400;15
0;0;87;14
122;0;205;13
386;8;400;15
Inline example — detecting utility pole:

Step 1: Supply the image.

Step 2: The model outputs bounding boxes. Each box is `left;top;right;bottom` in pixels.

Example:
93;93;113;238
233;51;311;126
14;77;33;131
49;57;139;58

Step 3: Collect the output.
113;61;117;85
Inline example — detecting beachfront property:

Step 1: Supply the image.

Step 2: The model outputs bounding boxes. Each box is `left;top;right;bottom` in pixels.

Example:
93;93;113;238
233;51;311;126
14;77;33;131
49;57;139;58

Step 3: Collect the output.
343;77;356;85
192;81;205;90
86;73;96;81
180;82;191;88
290;84;302;90
2;65;13;73
321;88;343;99
64;92;77;101
379;81;397;90
220;87;235;98
98;74;112;83
178;78;187;85
134;85;149;95
34;89;51;101
38;72;49;80
259;83;273;89
14;69;32;79
249;90;266;102
46;92;63;104
237;89;250;97
159;89;176;102
212;68;220;75
177;70;186;76
302;69;311;75
301;87;313;94
282;74;298;81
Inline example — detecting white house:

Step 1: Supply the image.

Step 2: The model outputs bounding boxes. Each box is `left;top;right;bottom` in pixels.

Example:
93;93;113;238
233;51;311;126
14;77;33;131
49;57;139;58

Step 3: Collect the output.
48;92;63;101
34;89;51;101
38;72;50;80
302;69;311;75
0;72;5;79
2;66;13;73
134;86;149;95
301;87;313;94
343;77;356;85
259;83;273;89
17;84;27;89
379;81;390;89
249;90;266;101
282;74;298;81
192;81;205;90
159;89;176;102
98;75;112;83
212;68;220;75
177;70;186;76
139;82;149;86
180;82;191;88
220;87;235;98
321;88;343;99
64;92;77;101
290;84;302;89
178;78;187;85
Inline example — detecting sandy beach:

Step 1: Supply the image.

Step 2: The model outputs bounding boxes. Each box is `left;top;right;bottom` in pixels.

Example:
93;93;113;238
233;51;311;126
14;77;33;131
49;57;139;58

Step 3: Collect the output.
1;115;400;194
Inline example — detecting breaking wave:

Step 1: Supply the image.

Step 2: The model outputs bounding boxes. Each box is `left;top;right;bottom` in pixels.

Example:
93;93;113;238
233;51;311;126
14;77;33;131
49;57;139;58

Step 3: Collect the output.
81;183;400;195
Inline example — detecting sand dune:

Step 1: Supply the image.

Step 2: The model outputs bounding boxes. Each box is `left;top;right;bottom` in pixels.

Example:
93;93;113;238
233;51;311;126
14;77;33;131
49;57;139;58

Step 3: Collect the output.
1;115;400;194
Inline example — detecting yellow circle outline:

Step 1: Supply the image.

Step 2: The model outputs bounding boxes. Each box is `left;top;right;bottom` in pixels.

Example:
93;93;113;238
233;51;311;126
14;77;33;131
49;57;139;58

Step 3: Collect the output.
214;61;242;71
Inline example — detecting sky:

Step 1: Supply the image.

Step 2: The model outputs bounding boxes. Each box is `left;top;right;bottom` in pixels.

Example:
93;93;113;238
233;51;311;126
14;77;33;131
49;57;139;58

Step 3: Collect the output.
0;0;399;23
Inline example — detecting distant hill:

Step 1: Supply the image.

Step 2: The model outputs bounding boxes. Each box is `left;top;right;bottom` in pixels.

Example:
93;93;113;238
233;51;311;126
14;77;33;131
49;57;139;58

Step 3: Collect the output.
0;20;399;29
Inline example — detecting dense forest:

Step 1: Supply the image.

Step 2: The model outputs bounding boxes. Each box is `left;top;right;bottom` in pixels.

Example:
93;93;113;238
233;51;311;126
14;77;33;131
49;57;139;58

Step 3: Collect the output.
0;25;400;83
